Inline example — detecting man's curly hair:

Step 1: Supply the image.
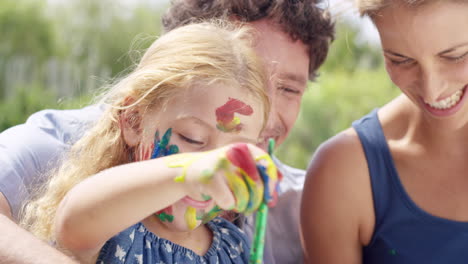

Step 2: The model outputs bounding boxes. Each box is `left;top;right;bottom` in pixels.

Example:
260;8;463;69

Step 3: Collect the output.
162;0;335;80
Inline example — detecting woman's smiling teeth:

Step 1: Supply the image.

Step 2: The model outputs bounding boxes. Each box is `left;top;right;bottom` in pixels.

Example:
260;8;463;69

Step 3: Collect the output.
425;89;463;110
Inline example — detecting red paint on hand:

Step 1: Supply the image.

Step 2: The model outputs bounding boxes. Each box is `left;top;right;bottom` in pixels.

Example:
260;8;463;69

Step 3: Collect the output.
226;143;260;181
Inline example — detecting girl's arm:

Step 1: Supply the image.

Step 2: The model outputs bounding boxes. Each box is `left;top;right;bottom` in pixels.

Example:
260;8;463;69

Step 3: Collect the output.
54;157;191;259
300;130;375;264
55;143;276;261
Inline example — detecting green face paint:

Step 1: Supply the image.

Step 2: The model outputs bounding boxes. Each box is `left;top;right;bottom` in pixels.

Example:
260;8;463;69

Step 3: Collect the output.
201;206;222;224
156;212;174;223
201;194;212;201
150;129;179;159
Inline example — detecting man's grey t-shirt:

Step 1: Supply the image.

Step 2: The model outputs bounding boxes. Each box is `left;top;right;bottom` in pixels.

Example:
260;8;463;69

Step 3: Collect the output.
0;106;305;263
0;105;103;219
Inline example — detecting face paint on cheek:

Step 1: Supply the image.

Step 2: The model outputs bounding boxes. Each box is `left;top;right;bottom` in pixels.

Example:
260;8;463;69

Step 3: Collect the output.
146;128;181;220
200;205;222;224
185;206;198;230
201;193;212;201
215;98;253;133
155;207;174;223
150;129;179;159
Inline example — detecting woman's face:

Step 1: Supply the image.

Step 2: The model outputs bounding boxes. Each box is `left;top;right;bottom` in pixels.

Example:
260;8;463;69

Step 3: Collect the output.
137;82;265;232
375;1;468;126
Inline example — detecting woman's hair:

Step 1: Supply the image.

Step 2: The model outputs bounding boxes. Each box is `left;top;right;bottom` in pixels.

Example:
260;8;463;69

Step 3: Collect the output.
162;0;335;81
356;0;467;17
20;20;269;242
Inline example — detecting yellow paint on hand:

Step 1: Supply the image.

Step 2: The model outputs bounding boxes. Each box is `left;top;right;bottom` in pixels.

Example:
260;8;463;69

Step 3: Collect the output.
255;154;278;181
166;153;206;183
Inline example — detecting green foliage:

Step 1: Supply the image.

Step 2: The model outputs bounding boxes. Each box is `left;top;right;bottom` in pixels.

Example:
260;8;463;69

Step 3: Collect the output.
0;0;58;60
322;23;383;72
0;0;166;132
0;83;90;131
51;0;164;76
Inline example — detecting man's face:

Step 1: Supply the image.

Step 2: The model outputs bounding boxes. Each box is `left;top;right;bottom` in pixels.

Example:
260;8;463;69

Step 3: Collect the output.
250;19;310;150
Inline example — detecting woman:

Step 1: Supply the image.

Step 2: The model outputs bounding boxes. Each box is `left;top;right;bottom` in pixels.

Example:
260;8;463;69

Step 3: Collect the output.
301;1;468;263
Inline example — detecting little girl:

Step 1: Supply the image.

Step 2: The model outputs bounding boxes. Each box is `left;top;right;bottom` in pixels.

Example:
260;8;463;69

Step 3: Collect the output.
21;21;279;264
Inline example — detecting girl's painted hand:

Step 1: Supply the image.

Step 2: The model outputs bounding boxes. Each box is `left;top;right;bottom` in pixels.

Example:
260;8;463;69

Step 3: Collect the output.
165;143;280;216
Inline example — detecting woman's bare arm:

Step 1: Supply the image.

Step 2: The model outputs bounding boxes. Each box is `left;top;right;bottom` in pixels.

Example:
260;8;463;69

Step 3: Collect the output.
300;130;375;264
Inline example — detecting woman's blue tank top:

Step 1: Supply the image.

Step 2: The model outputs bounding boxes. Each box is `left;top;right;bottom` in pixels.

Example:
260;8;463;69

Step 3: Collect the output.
352;109;468;264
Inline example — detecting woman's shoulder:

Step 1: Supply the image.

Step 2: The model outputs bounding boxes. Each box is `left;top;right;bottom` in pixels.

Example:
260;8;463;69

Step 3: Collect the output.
304;107;380;205
310;127;367;176
302;124;376;246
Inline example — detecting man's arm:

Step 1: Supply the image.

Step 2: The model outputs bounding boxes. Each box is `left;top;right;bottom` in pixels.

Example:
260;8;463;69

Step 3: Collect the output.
0;106;103;263
0;193;77;264
0;193;12;220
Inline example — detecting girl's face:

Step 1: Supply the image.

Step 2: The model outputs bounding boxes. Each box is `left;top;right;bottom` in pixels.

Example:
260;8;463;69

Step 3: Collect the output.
375;1;468;127
138;82;265;232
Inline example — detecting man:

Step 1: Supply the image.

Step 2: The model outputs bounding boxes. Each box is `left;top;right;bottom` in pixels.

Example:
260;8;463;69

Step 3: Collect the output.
162;2;333;263
0;1;334;263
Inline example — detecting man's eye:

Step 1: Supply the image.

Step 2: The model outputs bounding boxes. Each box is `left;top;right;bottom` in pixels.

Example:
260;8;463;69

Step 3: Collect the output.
178;134;204;145
388;58;413;66
279;86;300;94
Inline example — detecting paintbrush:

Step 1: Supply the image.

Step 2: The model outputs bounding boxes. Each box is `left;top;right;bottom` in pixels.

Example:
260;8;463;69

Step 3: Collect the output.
249;138;275;264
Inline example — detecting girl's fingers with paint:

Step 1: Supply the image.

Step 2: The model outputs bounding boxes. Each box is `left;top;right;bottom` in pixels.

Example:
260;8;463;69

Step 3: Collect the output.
212;143;279;213
166;143;279;215
164;148;237;211
224;143;280;213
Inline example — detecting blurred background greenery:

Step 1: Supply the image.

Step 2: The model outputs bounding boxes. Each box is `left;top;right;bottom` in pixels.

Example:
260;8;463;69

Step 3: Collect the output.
0;0;400;169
